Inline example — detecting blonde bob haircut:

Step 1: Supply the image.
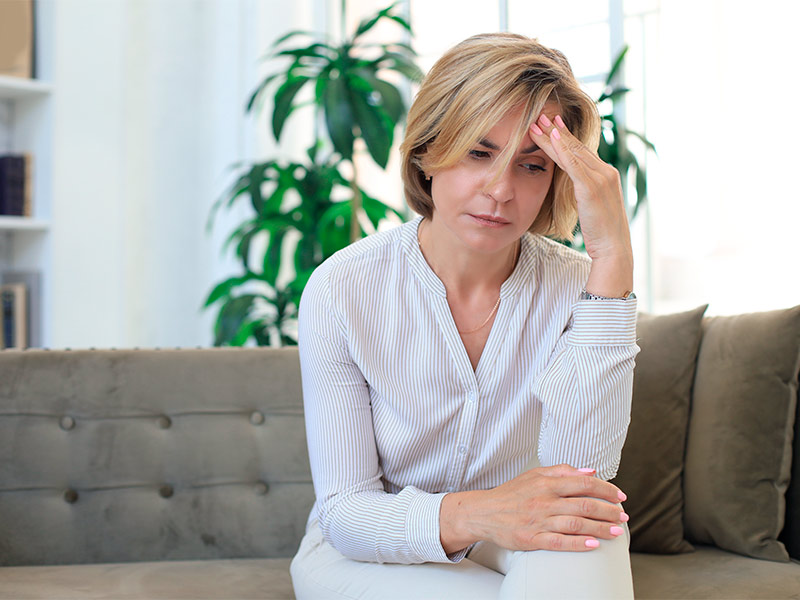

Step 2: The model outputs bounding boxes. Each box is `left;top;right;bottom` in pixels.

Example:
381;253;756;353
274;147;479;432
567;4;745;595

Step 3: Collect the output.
400;33;601;241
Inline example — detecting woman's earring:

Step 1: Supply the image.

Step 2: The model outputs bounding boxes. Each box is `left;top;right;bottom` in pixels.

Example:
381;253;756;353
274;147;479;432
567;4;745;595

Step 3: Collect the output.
425;174;431;181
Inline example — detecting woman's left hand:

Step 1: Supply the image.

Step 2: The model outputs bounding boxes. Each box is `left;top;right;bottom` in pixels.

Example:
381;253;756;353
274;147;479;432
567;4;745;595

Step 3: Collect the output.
530;113;634;297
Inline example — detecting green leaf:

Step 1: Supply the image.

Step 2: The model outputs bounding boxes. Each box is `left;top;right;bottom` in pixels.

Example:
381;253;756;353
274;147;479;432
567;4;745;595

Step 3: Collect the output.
597;87;631;103
620;126;657;154
230;319;261;346
203;274;254;308
323;74;356;161
246;73;281;114
349;79;394;168
362;73;405;124
387;14;412;33
275;43;332;60
263;227;287;287
271;29;312;48
272;75;311;141
361;190;404;228
214;294;259;346
605;45;629;87
353;3;397;39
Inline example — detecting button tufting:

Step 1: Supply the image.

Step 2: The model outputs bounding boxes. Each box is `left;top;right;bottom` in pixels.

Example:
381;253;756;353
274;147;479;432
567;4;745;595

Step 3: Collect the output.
249;411;265;426
159;484;174;498
157;416;172;429
64;489;79;504
60;416;75;431
253;481;269;496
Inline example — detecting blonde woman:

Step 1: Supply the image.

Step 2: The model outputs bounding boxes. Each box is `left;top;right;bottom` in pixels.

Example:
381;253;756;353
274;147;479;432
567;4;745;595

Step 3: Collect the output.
291;33;639;599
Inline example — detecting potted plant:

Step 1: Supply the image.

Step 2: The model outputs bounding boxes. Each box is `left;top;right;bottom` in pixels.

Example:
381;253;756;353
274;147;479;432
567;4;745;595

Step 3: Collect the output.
203;1;422;346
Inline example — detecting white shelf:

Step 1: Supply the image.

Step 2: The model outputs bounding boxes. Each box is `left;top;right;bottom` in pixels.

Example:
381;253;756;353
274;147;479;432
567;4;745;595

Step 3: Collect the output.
0;216;50;232
0;75;52;100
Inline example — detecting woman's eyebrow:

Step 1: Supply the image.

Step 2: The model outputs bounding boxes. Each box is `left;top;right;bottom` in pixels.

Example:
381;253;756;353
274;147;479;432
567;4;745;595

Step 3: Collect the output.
478;138;541;154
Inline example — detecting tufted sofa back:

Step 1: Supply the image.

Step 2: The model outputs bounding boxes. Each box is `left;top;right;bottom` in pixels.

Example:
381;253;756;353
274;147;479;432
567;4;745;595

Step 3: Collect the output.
0;347;315;567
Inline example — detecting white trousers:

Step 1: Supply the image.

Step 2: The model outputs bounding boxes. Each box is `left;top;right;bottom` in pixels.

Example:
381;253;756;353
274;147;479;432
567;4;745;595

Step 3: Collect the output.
290;517;634;600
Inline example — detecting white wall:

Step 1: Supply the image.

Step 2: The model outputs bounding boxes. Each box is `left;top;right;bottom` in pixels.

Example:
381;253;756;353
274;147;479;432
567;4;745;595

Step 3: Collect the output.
50;0;311;348
645;0;800;315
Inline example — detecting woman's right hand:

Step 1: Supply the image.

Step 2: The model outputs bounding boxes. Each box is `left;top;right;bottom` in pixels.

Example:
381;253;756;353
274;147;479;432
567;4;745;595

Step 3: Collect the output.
440;464;629;553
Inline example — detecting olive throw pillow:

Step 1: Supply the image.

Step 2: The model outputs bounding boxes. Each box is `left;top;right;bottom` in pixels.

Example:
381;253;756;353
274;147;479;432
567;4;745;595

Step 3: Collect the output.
612;305;708;554
683;306;800;562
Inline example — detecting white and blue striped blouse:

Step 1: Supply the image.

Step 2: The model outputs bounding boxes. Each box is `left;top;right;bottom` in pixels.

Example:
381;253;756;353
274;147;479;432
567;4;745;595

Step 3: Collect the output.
298;216;639;565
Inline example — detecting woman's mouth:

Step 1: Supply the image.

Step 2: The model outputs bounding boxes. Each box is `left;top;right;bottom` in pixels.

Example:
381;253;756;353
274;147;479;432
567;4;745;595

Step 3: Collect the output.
469;214;511;227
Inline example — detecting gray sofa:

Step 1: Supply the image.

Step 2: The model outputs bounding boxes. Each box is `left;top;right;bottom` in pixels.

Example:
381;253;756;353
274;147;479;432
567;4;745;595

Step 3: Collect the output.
1;307;799;599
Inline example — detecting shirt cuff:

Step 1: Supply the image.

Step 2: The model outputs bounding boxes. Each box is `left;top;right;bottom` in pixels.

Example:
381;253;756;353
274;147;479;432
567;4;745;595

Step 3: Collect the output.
406;491;467;563
567;298;638;346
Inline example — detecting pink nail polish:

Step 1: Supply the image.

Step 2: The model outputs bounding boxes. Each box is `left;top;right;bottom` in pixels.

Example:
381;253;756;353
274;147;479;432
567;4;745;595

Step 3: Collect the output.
554;115;566;128
617;491;627;501
531;123;544;136
551;128;561;141
610;526;624;536
578;468;595;474
539;114;552;127
585;539;600;548
620;512;630;523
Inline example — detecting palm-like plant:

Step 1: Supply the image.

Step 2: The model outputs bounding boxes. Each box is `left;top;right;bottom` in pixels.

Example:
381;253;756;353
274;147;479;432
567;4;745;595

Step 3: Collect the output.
566;45;656;250
204;2;420;346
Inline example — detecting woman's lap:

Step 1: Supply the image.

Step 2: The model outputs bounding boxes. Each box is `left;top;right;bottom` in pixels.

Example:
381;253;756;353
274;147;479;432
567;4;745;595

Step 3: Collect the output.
290;520;633;600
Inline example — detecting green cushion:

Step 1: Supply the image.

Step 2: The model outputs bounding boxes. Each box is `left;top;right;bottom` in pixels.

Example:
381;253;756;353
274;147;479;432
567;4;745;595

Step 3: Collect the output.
683;306;800;562
612;306;707;553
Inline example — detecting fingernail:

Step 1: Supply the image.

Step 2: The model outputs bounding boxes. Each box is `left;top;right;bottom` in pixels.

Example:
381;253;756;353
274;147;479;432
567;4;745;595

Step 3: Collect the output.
530;122;544;136
620;512;630;523
610;526;625;536
551;128;561;141
554;115;566;128
585;539;600;548
539;114;552;127
577;467;595;474
617;491;627;501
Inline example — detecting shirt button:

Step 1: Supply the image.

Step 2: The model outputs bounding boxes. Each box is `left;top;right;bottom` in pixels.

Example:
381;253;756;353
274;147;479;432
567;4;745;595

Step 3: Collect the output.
468;392;476;403
457;445;467;454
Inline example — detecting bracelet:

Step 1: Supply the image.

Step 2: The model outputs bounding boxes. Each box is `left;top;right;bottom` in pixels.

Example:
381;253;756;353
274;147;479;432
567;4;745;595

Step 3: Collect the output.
579;288;636;301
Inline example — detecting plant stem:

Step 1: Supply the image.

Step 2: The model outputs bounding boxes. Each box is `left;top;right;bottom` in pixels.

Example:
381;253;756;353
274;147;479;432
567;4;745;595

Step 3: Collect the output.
350;157;361;243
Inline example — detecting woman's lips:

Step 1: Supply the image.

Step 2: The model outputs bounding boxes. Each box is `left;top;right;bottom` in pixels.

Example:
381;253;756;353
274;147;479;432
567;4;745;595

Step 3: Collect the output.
469;214;511;227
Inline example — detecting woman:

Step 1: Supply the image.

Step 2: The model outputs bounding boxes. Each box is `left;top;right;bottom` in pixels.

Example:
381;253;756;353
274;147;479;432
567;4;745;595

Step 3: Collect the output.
291;32;639;599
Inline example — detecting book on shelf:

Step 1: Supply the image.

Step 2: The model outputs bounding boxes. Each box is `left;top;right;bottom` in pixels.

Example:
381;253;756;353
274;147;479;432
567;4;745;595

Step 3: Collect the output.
0;0;34;79
1;270;40;347
0;154;33;217
1;283;27;349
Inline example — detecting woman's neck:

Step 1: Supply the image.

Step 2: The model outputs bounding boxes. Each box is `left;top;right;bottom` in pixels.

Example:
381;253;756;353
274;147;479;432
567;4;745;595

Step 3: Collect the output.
417;217;520;298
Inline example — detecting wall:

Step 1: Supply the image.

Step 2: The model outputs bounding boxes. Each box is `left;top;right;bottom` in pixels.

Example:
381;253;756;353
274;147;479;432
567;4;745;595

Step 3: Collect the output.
50;0;312;348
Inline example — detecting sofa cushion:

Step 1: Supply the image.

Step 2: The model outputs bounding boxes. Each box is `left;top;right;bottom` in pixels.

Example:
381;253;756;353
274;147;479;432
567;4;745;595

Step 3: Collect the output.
684;306;800;562
612;306;706;554
0;557;295;599
630;546;800;599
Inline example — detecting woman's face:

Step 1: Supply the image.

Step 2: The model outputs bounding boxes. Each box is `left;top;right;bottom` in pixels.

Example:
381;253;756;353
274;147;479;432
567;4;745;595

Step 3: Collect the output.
428;103;559;253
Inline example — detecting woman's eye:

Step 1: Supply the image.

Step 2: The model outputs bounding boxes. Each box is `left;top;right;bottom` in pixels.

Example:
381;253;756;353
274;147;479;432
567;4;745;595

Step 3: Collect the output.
468;150;491;159
522;163;546;173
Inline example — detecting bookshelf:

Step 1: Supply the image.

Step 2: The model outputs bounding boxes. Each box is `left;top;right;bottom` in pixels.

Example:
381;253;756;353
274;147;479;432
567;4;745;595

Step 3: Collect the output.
0;3;53;348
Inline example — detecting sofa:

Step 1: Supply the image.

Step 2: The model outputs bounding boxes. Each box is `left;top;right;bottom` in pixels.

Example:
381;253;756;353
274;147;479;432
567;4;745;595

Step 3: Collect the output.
1;305;799;599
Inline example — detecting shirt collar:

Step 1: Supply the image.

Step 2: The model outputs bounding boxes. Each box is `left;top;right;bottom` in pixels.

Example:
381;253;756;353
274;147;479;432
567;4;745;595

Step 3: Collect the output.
401;215;538;299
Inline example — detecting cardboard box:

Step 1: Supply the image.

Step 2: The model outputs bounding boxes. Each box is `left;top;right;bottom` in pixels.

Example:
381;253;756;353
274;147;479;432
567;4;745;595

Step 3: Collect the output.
0;0;34;79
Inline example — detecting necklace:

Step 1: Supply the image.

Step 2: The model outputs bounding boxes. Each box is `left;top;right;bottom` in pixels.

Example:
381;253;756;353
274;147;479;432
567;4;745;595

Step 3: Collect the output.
417;222;517;335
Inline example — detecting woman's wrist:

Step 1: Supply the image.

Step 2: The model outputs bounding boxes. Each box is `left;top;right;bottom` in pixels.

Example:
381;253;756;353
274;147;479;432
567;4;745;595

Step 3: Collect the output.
584;254;634;299
440;490;484;554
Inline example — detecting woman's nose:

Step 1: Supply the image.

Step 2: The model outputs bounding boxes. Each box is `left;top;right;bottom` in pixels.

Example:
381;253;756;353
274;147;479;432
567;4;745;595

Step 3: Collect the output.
482;167;514;203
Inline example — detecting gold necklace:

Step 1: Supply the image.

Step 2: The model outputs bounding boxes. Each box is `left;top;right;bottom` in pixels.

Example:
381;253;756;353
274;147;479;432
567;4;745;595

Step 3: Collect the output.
416;222;518;335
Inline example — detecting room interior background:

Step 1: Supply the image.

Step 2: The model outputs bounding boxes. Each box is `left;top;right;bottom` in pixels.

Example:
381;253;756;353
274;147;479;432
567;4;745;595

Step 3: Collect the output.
0;0;797;350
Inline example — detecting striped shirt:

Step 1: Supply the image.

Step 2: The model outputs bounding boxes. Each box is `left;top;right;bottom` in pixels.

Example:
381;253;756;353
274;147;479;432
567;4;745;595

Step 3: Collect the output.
298;216;639;565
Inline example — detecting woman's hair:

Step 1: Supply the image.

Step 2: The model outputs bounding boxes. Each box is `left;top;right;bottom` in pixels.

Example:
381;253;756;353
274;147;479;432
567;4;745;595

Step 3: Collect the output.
399;33;601;240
